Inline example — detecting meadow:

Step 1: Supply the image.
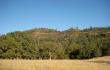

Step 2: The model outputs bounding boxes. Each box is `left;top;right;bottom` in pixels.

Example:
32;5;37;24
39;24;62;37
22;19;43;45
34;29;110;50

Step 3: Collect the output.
0;56;110;70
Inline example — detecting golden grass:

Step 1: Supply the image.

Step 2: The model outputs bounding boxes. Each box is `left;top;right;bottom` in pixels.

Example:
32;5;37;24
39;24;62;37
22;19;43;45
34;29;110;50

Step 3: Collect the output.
0;56;110;70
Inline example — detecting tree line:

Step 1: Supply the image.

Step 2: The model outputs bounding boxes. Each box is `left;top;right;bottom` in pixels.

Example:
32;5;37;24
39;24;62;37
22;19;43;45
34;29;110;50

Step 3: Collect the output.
0;27;110;59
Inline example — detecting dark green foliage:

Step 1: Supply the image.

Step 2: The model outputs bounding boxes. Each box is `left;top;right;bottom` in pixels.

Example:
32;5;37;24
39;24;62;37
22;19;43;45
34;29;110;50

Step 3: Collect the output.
0;27;110;59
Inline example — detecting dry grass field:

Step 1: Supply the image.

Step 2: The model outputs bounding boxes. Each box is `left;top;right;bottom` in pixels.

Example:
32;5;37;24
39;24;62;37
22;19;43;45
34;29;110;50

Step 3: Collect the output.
0;56;110;70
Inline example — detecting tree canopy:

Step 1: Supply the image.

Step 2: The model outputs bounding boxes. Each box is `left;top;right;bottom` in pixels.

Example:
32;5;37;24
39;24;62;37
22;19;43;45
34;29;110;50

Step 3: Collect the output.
0;27;110;59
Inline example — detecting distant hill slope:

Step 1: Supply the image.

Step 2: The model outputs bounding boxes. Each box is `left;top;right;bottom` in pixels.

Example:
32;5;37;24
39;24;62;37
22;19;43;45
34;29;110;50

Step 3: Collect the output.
0;27;110;59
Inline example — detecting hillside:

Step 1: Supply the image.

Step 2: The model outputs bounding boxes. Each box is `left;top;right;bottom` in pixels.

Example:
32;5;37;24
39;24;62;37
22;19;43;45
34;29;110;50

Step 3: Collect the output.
0;27;110;59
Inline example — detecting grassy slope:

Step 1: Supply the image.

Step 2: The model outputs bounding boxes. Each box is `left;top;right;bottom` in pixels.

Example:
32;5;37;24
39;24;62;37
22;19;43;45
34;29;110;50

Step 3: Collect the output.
0;56;110;70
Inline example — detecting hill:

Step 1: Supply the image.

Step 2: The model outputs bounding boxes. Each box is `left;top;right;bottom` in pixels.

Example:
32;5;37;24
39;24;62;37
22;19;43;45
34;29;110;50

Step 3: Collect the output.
0;27;110;59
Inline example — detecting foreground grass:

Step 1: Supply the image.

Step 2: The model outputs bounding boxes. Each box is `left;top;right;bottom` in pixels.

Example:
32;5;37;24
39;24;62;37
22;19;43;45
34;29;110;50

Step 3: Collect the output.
0;56;110;70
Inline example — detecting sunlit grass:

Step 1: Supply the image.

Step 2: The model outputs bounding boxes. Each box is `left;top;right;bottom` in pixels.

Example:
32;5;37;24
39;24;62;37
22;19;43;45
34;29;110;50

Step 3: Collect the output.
0;56;110;70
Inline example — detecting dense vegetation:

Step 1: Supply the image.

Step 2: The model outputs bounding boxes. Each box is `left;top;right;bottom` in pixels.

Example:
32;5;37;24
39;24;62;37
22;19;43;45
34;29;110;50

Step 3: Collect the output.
0;27;110;59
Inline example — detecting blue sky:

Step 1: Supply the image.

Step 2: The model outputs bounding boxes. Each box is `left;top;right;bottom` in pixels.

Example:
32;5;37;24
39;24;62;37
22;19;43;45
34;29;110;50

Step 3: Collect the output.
0;0;110;34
